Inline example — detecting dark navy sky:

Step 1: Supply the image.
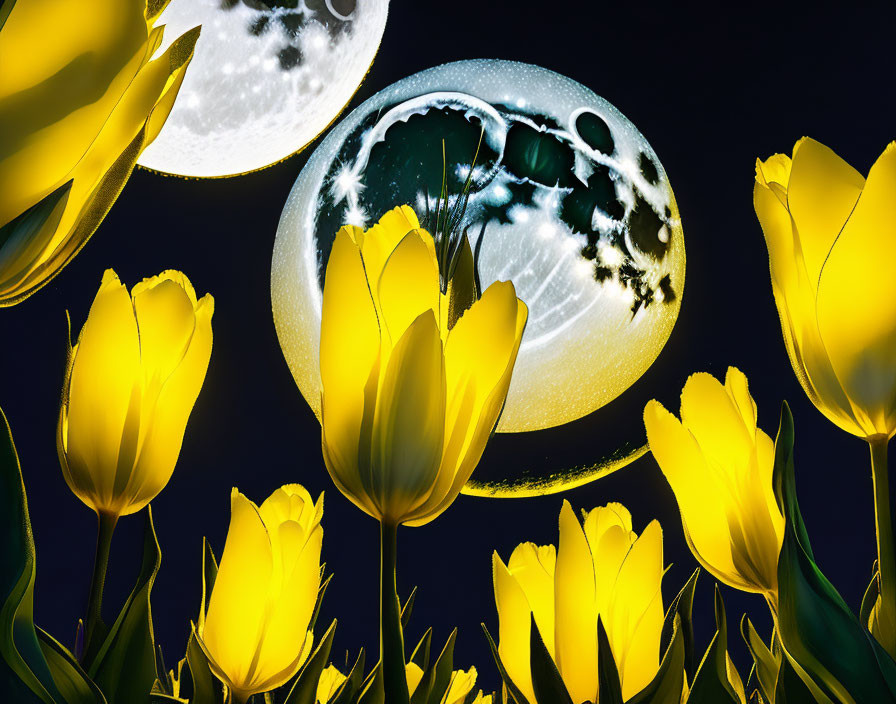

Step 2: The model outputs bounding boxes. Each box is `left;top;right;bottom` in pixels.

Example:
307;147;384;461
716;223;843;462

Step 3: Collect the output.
2;1;895;693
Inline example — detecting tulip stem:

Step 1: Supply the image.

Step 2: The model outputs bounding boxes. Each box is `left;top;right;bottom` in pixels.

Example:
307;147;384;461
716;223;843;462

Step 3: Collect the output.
871;435;896;655
380;520;410;704
83;510;118;661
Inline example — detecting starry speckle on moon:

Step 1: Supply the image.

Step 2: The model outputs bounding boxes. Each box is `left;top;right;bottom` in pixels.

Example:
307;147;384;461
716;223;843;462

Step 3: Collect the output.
137;0;389;178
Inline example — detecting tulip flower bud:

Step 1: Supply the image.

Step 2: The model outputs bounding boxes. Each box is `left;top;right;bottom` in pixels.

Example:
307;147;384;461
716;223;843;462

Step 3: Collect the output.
319;206;527;527
57;269;213;519
754;138;896;441
493;501;665;703
0;0;198;306
199;485;324;703
645;367;784;597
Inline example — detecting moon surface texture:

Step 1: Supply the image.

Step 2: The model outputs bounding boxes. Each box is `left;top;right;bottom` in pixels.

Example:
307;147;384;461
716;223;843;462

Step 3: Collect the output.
137;0;389;178
272;60;685;495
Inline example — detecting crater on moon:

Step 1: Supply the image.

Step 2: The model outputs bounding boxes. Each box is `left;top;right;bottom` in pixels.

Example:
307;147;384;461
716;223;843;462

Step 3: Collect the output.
137;0;389;177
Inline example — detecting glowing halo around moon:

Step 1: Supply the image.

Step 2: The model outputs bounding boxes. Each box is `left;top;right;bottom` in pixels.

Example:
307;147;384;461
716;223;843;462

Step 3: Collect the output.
271;60;685;496
136;0;389;178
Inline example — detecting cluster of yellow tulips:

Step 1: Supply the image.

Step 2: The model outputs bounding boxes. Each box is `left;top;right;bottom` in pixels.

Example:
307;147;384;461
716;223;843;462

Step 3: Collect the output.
1;0;896;696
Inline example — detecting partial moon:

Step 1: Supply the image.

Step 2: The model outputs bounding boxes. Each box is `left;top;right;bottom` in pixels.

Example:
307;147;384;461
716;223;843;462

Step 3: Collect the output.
137;0;389;178
272;60;685;494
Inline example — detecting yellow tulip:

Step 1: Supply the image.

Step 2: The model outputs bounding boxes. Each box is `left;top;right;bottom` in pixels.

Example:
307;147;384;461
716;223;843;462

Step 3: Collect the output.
405;663;492;704
493;501;665;703
58;269;213;518
754;138;896;441
0;0;199;306
644;367;784;597
756;138;896;654
198;485;324;704
316;665;347;703
319;205;528;527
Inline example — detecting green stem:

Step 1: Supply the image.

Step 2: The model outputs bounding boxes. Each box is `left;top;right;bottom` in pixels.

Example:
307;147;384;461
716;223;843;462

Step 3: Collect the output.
871;435;896;655
380;520;410;704
83;510;118;659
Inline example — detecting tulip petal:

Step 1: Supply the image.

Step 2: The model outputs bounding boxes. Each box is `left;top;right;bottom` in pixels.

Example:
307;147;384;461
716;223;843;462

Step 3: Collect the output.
320;227;381;508
356;205;420;284
125;291;213;514
644;400;742;588
404;282;527;525
680;372;754;471
610;520;664;699
787;137;865;293
817;143;896;437
202;491;273;691
555;500;598;704
64;270;140;512
376;230;439;347
493;552;536;704
369;310;446;523
507;543;557;658
755;162;862;436
253;521;322;690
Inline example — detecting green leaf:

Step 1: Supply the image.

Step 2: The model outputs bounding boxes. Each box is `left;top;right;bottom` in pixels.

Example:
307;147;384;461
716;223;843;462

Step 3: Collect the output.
409;628;432;672
740;616;778;703
35;628;105;704
424;630;457;704
330;649;366;704
88;507;162;704
0;404;65;703
309;573;333;634
596;618;623;704
528;615;572;704
184;625;224;704
662;568;699;681
861;563;881;634
357;663;384;704
773;652;819;704
629;614;686;704
401;588;418;631
687;586;743;704
445;233;478;329
773;402;896;704
481;624;530;704
284;619;337;704
197;538;218;633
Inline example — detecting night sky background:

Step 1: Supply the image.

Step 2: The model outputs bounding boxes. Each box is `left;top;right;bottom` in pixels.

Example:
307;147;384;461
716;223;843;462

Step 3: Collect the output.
2;1;895;695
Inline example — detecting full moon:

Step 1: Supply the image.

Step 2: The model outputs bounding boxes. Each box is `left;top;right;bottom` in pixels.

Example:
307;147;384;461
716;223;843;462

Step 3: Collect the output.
272;60;685;494
137;0;389;178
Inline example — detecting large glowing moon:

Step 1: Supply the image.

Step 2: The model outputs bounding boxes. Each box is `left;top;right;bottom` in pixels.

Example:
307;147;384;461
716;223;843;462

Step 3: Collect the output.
272;60;685;492
136;0;389;178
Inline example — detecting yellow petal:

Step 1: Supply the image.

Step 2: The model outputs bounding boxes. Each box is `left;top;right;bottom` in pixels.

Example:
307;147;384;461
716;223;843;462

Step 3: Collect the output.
375;230;439;348
253;521;321;691
406;662;424;697
404;282;527;526
609;520;664;699
644;400;741;588
816;143;896;437
62;269;140;513
493;552;536;704
507;543;556;657
679;372;753;469
554;500;598;704
320;227;381;512
124;288;213;514
356;206;420;283
754;161;861;436
787;137;864;293
202;490;273;693
369;310;446;523
317;665;347;704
